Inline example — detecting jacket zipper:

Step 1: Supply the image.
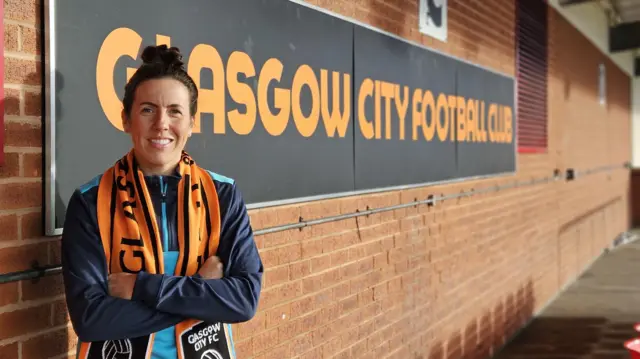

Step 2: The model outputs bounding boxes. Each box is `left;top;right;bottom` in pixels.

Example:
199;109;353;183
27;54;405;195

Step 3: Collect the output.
159;177;169;251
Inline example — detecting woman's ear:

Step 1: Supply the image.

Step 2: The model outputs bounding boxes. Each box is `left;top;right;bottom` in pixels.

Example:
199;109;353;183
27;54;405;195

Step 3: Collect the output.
188;116;195;137
121;109;131;133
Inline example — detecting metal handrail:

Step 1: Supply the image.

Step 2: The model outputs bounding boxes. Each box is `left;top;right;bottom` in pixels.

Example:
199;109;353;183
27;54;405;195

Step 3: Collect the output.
0;162;630;285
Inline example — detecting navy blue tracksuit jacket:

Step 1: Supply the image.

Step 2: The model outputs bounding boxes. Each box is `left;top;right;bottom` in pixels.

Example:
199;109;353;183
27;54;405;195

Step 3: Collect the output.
60;169;263;357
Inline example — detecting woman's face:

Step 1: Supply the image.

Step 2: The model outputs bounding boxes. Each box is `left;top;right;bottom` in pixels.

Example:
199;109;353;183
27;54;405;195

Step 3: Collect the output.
122;78;194;175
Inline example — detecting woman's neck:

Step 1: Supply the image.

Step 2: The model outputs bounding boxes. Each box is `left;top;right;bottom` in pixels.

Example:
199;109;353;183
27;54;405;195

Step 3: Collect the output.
140;165;177;176
135;155;179;176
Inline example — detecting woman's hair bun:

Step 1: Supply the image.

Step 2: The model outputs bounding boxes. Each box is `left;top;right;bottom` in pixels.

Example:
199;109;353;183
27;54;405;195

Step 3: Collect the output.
140;45;184;71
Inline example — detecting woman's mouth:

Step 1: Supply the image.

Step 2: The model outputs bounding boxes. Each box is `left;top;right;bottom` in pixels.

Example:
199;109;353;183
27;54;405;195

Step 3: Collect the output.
149;138;173;149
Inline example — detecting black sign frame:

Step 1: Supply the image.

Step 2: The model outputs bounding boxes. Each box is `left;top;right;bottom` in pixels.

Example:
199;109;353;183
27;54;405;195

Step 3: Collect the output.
43;0;517;236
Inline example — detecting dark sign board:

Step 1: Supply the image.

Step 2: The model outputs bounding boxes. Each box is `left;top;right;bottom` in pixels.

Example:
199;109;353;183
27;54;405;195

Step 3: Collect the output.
44;0;515;235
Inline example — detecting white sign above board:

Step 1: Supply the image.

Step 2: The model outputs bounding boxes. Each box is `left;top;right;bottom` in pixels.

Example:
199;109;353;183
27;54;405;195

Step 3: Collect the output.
419;0;447;42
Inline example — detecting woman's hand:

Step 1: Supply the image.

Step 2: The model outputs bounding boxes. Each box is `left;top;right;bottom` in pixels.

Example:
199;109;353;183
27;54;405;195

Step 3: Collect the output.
107;256;223;301
198;256;224;279
108;273;137;300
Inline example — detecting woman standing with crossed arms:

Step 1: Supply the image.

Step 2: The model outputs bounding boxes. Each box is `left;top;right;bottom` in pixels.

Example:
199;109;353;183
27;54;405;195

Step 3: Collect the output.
61;45;263;359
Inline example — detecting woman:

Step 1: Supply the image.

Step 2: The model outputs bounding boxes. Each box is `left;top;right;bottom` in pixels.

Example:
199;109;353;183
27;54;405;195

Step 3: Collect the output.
61;45;263;359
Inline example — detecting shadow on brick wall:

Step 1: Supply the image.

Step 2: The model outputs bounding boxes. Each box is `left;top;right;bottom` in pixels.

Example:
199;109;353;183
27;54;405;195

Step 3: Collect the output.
422;276;638;359
426;279;535;359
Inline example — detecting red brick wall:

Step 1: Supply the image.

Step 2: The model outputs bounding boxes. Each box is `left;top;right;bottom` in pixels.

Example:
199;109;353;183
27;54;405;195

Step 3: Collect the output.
2;0;77;358
0;1;631;359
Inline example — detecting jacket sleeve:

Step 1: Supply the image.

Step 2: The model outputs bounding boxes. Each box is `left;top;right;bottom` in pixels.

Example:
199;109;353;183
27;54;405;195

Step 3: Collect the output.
132;182;263;324
61;189;185;342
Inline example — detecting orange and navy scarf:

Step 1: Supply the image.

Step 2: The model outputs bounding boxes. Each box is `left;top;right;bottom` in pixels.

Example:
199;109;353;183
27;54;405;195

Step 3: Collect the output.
76;150;235;359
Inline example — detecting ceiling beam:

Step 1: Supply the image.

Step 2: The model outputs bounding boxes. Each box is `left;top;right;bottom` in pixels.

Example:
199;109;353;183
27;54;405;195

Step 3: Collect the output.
610;21;640;52
558;0;595;5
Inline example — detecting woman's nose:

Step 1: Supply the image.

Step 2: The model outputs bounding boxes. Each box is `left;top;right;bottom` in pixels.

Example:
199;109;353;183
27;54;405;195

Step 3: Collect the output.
153;112;170;130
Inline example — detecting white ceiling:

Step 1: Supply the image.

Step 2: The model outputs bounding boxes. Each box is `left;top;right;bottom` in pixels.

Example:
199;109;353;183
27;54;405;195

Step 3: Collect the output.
614;0;640;23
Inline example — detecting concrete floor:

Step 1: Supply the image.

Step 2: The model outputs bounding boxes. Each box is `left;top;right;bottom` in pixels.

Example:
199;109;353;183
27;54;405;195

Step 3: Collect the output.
492;237;640;359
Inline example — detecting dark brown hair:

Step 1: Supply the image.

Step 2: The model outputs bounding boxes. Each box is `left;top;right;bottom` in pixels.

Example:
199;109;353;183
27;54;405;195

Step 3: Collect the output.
122;45;198;117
